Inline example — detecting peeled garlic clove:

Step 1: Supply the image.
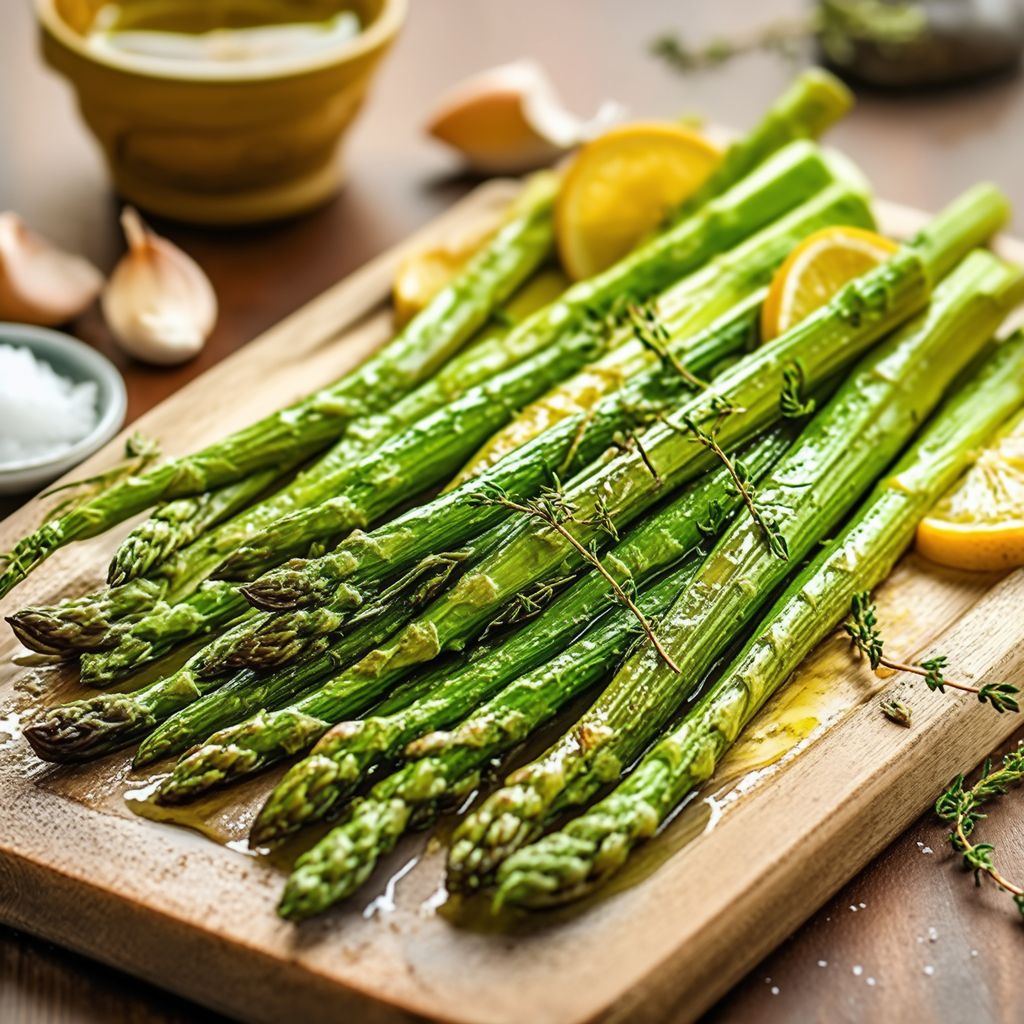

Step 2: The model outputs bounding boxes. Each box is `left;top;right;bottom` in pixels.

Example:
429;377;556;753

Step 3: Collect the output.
427;60;622;175
102;208;217;366
0;213;103;326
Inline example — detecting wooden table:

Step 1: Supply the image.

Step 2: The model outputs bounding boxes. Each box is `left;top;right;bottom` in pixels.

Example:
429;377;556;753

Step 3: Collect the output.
2;1;1023;1021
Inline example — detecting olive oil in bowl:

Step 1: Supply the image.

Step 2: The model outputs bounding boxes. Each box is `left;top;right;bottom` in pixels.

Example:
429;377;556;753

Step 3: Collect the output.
86;1;362;69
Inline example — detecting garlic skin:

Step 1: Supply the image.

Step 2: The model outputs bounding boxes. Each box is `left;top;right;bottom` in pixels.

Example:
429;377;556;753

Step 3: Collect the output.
0;213;103;326
427;60;622;175
102;208;217;366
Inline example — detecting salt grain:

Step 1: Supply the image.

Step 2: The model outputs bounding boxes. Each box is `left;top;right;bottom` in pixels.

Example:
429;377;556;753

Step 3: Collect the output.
923;965;935;976
852;965;863;976
0;344;98;464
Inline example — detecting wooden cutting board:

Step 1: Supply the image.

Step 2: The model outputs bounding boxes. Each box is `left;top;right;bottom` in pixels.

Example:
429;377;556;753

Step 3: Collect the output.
1;183;1023;1024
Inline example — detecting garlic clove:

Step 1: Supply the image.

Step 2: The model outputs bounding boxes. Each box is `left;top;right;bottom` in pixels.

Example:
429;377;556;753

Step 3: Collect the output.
102;208;217;366
427;60;622;175
0;213;103;326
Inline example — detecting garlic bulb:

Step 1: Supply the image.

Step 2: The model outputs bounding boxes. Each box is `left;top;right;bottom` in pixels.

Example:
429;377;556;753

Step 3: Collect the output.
102;208;217;366
0;213;103;326
427;60;622;175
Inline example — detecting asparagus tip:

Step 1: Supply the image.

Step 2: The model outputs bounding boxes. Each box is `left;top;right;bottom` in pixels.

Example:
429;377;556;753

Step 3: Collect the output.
250;753;347;846
23;695;154;763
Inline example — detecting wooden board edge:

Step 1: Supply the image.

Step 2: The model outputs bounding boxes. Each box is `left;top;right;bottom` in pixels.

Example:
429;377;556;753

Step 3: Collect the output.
598;568;1024;1024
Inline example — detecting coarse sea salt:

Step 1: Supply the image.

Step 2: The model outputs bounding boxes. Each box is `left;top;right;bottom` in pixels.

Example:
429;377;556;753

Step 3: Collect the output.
0;345;98;464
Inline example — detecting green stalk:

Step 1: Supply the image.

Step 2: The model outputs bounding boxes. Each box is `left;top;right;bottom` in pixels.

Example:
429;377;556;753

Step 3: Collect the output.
0;180;558;600
494;330;1024;909
672;68;852;220
234;187;999;797
20;553;470;764
153;426;788;806
241;290;765;613
218;143;852;581
10;263;573;659
106;467;289;588
5;578;164;656
79;170;867;683
277;564;698;920
446;249;1023;890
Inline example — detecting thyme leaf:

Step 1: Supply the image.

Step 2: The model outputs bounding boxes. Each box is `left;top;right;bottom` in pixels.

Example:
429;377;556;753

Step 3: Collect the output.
847;592;1020;715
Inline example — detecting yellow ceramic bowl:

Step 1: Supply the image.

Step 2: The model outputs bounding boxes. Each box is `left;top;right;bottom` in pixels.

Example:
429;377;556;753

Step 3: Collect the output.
35;0;406;224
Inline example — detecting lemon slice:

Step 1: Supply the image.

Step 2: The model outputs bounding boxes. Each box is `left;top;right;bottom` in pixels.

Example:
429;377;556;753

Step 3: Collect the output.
393;220;497;327
555;123;721;281
916;410;1024;571
761;226;899;341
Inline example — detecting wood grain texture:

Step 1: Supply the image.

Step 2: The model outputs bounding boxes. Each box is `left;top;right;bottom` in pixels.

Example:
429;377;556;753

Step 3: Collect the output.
1;191;1023;1024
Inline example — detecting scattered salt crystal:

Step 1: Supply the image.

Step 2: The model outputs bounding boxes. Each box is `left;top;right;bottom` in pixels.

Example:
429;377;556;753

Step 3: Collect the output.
923;965;935;976
849;905;858;912
817;960;828;968
971;949;979;958
867;977;877;987
852;965;863;976
928;927;939;943
770;986;780;996
0;345;98;463
858;902;867;909
921;846;933;855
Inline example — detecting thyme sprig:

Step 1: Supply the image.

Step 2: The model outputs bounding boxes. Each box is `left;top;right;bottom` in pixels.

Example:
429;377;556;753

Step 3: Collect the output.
471;481;680;672
628;302;708;391
676;403;789;559
935;745;1024;919
846;592;1021;714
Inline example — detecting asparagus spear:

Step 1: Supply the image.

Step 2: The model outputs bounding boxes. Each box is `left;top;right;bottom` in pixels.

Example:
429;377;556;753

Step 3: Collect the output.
218;143;853;581
0;181;559;601
21;553;470;764
75;174;866;683
672;68;852;220
107;468;288;587
5;578;163;656
243;232;993;848
222;179;864;667
242;290;765;613
277;564;699;920
446;249;1023;890
151;426;791;797
234;186;1002;773
10;266;575;659
494;328;1024;909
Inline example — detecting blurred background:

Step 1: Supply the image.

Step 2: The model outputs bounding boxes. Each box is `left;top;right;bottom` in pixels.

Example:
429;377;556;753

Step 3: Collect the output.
4;0;1024;424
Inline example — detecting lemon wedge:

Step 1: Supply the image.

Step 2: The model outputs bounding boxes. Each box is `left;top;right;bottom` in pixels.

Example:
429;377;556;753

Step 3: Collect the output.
555;123;721;281
916;409;1024;571
761;226;899;341
392;220;497;327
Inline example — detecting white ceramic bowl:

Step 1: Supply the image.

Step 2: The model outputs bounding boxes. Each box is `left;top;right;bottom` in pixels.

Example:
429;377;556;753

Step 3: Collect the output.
0;323;127;495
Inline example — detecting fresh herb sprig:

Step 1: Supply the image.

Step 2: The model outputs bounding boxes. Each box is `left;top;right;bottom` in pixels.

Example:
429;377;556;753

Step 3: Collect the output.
935;746;1024;919
471;481;680;672
628;302;709;391
846;592;1021;714
677;400;790;559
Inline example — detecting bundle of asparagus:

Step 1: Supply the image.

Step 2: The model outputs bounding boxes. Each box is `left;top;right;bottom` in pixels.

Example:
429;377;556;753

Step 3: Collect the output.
9;66;1023;934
